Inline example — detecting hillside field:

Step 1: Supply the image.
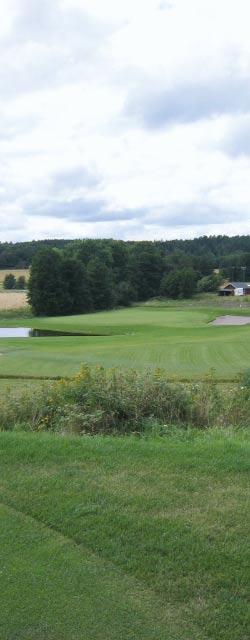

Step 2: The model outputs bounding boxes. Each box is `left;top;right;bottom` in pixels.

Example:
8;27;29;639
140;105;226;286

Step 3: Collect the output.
0;302;250;379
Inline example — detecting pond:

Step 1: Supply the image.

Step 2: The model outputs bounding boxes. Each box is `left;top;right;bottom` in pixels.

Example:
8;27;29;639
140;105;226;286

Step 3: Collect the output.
0;328;94;338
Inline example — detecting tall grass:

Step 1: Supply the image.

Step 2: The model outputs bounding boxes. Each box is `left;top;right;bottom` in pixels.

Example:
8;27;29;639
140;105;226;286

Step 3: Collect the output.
0;365;249;434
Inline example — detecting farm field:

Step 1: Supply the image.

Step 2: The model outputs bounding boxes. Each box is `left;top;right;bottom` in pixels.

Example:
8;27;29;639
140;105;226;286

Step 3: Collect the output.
0;303;250;379
0;430;249;640
0;291;28;310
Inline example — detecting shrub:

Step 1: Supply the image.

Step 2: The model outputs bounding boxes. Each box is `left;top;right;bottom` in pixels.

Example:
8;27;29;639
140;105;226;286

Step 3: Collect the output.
16;276;26;290
196;273;223;293
3;274;16;289
0;366;249;435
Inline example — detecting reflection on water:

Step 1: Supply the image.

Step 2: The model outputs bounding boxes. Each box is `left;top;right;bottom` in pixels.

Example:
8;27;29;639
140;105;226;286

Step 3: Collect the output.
29;329;92;337
0;328;93;338
0;328;31;338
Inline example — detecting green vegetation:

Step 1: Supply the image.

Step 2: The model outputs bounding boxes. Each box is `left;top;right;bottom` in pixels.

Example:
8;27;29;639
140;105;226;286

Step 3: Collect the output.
1;235;250;280
24;237;250;316
0;303;250;379
3;273;27;290
197;273;223;293
3;273;16;289
160;267;198;298
0;430;249;640
0;268;29;290
1;237;249;640
28;248;92;316
0;241;249;639
1;364;249;434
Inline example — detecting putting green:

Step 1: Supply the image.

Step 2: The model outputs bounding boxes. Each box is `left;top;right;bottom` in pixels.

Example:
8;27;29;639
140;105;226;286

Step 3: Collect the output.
0;305;249;380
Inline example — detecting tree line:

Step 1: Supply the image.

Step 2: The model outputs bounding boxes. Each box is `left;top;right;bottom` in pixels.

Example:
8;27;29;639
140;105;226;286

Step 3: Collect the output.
27;240;226;315
1;235;250;279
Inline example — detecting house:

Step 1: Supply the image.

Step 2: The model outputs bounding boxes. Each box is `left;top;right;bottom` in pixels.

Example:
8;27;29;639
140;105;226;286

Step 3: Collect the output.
218;281;250;296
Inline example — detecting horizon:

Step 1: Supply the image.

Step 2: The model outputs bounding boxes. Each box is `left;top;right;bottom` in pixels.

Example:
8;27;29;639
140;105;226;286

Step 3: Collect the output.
0;231;250;246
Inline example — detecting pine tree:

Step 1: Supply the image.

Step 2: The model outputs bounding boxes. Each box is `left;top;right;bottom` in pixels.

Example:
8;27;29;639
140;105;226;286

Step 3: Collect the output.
28;248;67;315
3;273;16;289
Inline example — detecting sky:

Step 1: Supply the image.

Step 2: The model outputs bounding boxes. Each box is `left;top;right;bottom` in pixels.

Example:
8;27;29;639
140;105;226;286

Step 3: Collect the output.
1;0;250;242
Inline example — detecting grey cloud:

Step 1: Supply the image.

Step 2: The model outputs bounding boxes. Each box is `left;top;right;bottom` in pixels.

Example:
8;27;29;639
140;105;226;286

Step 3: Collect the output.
49;167;101;194
34;198;240;227
12;0;59;43
125;76;250;128
8;0;107;48
0;114;39;141
25;197;145;223
147;202;242;226
0;214;24;232
157;2;173;10
0;0;111;98
25;197;106;221
221;115;250;156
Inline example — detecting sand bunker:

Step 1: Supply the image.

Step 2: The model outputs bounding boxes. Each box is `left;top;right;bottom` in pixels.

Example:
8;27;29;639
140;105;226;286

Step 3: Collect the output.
211;315;250;325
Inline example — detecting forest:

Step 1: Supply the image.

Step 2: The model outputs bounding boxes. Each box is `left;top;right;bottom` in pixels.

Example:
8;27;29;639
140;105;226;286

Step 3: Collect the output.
1;235;250;274
23;235;250;315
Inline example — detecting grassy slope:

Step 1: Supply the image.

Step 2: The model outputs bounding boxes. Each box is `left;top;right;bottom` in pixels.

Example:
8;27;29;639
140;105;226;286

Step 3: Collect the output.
0;304;250;379
0;430;249;639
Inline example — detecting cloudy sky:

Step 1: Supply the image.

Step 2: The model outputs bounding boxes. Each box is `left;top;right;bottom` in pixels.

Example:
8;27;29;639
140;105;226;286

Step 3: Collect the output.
1;0;250;242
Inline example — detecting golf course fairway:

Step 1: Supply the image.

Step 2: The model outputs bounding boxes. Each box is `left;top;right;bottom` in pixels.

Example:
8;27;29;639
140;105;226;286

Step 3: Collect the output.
0;304;250;379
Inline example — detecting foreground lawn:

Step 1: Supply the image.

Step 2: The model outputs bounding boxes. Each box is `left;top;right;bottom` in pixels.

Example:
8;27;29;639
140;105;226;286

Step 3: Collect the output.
0;303;250;379
0;430;249;639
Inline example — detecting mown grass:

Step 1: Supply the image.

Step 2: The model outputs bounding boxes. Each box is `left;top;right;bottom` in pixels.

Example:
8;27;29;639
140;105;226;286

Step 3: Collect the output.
0;430;249;640
0;302;250;379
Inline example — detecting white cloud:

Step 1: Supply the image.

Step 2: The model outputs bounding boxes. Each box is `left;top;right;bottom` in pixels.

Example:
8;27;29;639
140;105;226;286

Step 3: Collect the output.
0;0;250;241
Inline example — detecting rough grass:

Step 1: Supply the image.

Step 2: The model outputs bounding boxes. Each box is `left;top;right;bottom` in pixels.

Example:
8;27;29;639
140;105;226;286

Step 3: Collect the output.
1;365;249;434
1;303;250;379
0;430;249;639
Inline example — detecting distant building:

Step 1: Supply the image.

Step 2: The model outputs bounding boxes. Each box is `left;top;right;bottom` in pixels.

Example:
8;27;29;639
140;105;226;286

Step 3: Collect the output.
218;281;250;296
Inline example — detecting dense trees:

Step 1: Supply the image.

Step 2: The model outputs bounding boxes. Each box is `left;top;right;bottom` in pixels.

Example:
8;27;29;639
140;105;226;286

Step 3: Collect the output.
18;235;250;316
28;249;66;316
128;243;164;300
196;273;223;293
28;249;93;316
160;268;198;299
87;258;114;311
61;258;92;314
1;235;250;276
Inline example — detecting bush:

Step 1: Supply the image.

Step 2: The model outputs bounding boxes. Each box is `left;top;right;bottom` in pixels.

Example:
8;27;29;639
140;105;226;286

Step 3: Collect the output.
160;268;198;299
1;366;249;435
196;274;222;293
3;274;16;289
16;276;26;290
